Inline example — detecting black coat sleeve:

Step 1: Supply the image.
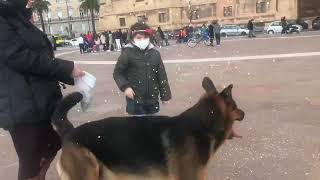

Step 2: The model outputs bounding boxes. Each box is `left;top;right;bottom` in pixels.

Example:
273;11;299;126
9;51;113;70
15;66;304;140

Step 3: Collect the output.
0;17;74;85
156;54;172;101
113;50;130;91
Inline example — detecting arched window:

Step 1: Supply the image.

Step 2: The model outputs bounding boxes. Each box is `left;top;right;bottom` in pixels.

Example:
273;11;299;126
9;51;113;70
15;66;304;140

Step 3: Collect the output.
68;6;74;17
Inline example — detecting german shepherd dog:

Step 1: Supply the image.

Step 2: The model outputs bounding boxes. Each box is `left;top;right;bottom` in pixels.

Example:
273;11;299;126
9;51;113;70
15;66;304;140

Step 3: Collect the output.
52;77;245;180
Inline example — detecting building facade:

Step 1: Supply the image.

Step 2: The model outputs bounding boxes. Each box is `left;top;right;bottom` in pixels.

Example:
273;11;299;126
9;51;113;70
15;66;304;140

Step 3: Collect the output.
99;0;320;31
33;0;99;36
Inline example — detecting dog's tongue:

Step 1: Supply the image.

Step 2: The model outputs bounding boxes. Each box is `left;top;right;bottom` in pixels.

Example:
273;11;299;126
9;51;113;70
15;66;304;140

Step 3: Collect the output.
228;128;242;139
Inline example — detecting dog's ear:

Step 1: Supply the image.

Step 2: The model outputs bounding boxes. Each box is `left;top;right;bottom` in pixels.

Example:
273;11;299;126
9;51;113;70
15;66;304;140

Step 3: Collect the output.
202;77;217;94
220;84;233;99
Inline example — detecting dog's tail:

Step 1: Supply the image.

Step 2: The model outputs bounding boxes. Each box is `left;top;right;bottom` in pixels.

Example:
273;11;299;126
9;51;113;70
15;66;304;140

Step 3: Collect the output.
51;92;83;137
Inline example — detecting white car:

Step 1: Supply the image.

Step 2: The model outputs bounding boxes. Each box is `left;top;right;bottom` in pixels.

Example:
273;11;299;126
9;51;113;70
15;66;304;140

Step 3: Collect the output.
220;25;250;37
265;21;302;34
65;38;81;47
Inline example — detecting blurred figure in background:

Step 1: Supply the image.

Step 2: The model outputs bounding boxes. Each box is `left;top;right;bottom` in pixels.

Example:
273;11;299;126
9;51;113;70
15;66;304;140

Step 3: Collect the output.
115;29;122;51
281;16;288;34
208;21;214;46
100;32;107;51
213;20;222;46
248;18;256;38
108;31;114;52
77;34;85;54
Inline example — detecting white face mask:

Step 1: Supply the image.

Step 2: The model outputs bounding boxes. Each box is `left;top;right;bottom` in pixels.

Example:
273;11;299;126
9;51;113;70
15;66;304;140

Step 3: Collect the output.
133;38;150;50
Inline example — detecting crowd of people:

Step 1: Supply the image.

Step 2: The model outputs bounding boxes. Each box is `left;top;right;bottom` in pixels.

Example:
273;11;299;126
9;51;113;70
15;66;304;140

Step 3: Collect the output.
77;30;127;54
176;21;222;46
74;16;299;54
77;26;171;54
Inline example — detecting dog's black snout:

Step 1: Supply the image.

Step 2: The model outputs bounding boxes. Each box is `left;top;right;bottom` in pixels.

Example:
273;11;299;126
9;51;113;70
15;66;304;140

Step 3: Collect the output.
236;110;245;121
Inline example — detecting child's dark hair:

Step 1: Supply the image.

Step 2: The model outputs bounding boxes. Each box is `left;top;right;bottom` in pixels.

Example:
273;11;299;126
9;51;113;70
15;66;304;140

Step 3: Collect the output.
130;22;150;31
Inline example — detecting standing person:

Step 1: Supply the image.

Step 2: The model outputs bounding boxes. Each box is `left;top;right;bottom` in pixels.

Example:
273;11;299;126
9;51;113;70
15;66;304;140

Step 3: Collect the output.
49;35;57;51
213;20;222;46
208;22;214;46
155;30;163;47
156;27;165;47
281;16;288;34
77;34;85;54
164;32;170;46
0;0;85;180
182;27;188;43
248;18;256;38
201;24;208;39
105;31;110;51
157;27;165;41
115;29;122;51
113;22;172;115
108;31;113;52
86;31;94;49
126;29;132;44
93;35;101;52
100;32;106;51
188;24;194;38
122;30;128;45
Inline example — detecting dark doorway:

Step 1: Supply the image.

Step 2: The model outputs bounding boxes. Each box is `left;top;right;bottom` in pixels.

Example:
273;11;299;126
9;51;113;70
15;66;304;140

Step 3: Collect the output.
298;0;320;18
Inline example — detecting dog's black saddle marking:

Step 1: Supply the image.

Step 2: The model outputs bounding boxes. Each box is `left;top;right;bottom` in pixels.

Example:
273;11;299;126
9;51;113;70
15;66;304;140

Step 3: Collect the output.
66;116;176;174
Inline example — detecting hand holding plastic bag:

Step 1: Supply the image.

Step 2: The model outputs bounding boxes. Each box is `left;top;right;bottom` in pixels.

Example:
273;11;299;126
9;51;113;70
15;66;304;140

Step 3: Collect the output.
75;71;96;112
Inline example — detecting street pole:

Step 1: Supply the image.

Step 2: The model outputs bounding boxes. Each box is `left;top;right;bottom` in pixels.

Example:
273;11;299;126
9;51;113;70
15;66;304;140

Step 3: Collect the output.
65;0;72;37
87;13;91;32
47;13;51;35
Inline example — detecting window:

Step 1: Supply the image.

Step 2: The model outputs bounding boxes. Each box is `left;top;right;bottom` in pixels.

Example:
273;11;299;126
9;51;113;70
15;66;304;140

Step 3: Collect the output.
159;13;169;23
271;22;281;26
47;11;51;19
80;9;85;18
57;7;63;19
119;18;126;27
256;0;271;13
223;6;233;17
193;3;216;19
68;6;73;17
60;25;64;33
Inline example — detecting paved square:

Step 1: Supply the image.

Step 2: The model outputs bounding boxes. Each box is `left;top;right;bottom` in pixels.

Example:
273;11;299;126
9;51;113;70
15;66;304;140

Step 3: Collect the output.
1;32;320;180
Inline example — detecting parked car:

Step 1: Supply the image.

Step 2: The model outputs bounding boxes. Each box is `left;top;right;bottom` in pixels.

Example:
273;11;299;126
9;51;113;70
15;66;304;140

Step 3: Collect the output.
54;35;68;47
296;19;309;30
254;22;266;33
312;17;320;30
265;21;302;34
65;38;81;47
220;25;250;37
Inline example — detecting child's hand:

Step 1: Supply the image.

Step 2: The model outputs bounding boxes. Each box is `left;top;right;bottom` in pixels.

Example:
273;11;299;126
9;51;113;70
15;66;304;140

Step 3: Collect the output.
124;87;135;100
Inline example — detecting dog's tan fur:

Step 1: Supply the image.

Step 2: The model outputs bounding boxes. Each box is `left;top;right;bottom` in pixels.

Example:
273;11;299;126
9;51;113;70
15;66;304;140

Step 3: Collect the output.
57;136;215;180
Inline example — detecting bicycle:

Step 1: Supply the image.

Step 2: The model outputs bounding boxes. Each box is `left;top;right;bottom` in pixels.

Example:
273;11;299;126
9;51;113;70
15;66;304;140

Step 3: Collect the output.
187;34;212;48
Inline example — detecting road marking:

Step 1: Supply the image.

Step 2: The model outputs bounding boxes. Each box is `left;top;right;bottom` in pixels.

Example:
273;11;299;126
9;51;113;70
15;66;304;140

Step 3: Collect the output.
0;162;18;168
223;34;320;42
55;50;79;57
74;51;320;65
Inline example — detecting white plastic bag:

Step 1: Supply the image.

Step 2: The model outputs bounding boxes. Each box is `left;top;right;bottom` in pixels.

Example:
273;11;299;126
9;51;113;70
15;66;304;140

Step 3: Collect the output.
75;71;96;112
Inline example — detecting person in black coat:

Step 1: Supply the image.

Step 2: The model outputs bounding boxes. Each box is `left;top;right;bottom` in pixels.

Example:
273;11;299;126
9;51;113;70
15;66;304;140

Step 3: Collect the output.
0;0;84;179
113;23;172;115
248;18;256;38
281;16;288;34
208;22;214;46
